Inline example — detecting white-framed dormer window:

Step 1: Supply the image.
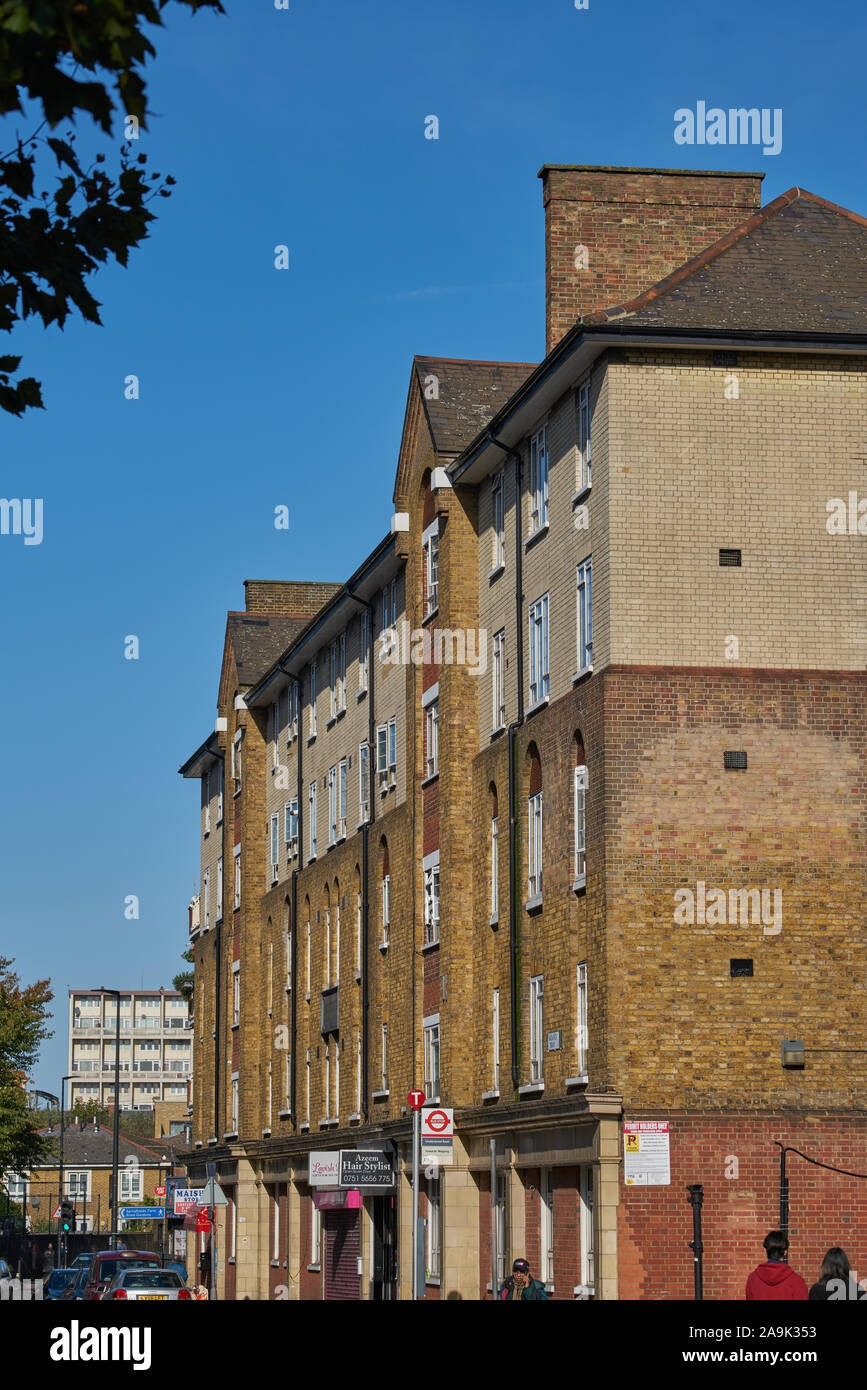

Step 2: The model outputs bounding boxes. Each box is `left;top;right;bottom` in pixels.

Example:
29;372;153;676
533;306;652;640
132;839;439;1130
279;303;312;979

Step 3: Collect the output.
423;521;439;617
490;815;499;921
270;814;279;883
285;799;298;858
492;470;505;570
216;760;224;824
529;426;549;534
576;961;589;1079
529;595;549;706
529;975;544;1083
377;719;396;787
423;853;440;947
576;558;592;674
359;742;370;823
233;845;241;910
425;700;438;779
573;764;588;887
308;781;317;860
492;629;505;731
577;382;592;493
203;769;211;835
423;1015;440;1103
360;612;370;693
216;856;223;923
308;661;317;739
203;866;210;930
528;790;542;900
232;730;243;795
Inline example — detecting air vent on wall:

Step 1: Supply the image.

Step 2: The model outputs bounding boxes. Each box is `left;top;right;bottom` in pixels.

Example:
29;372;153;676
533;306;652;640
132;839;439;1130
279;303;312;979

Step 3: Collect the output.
719;549;742;567
724;751;748;770
730;959;753;978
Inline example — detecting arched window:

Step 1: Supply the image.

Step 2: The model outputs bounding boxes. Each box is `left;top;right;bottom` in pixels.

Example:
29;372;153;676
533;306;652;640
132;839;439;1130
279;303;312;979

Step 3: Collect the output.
284;896;292;992
380;839;390;948
354;865;362;977
322;886;331;989
527;746;542;902
573;733;588;888
489;783;499;924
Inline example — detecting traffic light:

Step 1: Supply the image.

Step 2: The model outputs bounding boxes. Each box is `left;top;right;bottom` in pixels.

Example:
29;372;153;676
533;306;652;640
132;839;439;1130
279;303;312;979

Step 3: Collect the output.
60;1200;76;1233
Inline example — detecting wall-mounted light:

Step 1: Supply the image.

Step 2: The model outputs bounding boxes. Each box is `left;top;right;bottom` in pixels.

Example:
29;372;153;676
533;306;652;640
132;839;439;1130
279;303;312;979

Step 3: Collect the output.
781;1039;805;1069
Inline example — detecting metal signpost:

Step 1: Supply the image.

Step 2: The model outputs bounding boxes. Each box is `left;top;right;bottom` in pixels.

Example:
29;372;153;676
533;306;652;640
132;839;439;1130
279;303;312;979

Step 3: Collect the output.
407;1088;425;1300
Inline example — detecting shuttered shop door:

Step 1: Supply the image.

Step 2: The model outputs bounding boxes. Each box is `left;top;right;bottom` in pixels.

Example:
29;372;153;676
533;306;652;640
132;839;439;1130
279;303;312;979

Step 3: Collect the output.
323;1209;360;1300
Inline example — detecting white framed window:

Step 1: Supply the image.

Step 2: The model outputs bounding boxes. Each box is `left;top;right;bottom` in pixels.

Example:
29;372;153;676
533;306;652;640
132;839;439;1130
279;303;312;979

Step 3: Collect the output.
305;1047;311;1123
390;578;397;630
381;585;389;640
67;1171;90;1200
308;661;317;738
270;814;279;882
271;1182;279;1257
324;1041;331;1118
216;760;223;824
573;765;588;886
231;1074;239;1131
310;1192;321;1266
576;962;589;1079
267;941;273;1013
492;629;506;731
287;682;299;742
577;382;592;492
232;963;240;1027
324;907;332;988
232;730;243;794
529;426;549;534
216;856;223;922
377;719;397;786
529;975;544;1083
576;559;592;674
285;799;298;858
381;873;390;945
285;1052;291;1109
338;759;347;838
528;790;542;900
423;1016;440;1102
267;1060;273;1131
426;1173;442;1279
425;700;438;779
356;1030;362;1112
529;595;549;706
490;815;499;921
203;866;210;930
360;612;370;693
580;1166;595;1289
355;889;362;976
233;845;241;910
308;781;317;860
492;470;505;570
381;1022;388;1091
330;638;345;719
330;641;338;718
423;522;439;617
5;1174;25;1203
359;742;370;822
423;855;440;947
285;927;292;992
492;987;500;1092
305;918;311;998
203;769;211;835
271;699;281;767
328;765;338;846
539;1168;554;1285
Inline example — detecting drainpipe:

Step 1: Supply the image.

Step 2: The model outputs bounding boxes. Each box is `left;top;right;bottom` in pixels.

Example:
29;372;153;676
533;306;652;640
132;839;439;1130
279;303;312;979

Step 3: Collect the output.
210;747;226;1148
346;581;375;1123
486;429;525;1093
278;665;302;1128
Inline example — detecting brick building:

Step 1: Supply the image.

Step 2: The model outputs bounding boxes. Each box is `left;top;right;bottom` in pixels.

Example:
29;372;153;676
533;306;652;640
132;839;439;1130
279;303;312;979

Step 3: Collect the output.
179;166;867;1299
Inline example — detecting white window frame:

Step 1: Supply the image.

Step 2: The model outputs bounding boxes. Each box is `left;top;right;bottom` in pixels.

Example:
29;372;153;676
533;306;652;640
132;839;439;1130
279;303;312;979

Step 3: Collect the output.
231;1074;239;1131
356;1029;363;1112
328;765;338;846
529;426;549;534
355;889;362;976
216;759;224;824
492;470;505;570
338;758;347;839
216;856;223;922
492;629;506;731
381;872;390;946
232;730;242;794
426;1172;442;1280
308;661;317;738
308;781;317;860
423;521;439;617
310;1192;321;1266
359;742;370;823
576;962;589;1080
285;798;298;858
270;814;279;882
324;906;332;989
423;853;440;947
271;1182;280;1258
203;866;210;930
423;1015;440;1103
529;975;544;1083
232;963;240;1028
573;764;588;887
528;790;543;901
490;815;499;922
285;927;292;992
360;612;370;693
306;919;311;999
381;1022;388;1092
539;1167;554;1285
492;987;500;1092
287;682;299;742
576;558;592;675
580;1166;595;1289
425;699;439;779
271;699;281;767
577;382;592;493
66;1171;90;1200
529;594;550;706
266;1060;273;1132
305;1047;311;1123
233;845;241;910
377;718;396;787
203;769;211;835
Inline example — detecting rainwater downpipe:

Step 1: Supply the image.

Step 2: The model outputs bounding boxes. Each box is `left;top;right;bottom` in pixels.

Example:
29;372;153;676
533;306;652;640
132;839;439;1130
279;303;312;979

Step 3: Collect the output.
346;580;375;1122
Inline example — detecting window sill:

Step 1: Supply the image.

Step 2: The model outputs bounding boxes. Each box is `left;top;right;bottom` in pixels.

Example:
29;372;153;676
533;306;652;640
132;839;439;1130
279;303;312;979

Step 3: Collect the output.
231;1023;239;1032
228;1258;236;1266
203;828;210;839
278;1109;291;1119
223;1131;239;1141
524;522;549;551
572;874;586;893
299;1122;310;1133
421;772;439;788
306;734;316;746
348;1111;361;1123
195;1140;203;1148
571;485;591;507
216;817;223;828
490;725;506;742
233;788;241;799
357;818;370;832
565;1074;588;1088
572;666;593;686
481;1089;500;1103
371;1089;390;1101
357;687;368;702
305;993;310;1003
270;1259;280;1268
379;940;389;954
422;606;439;626
306;855;317;866
354;971;361;983
518;1082;545;1096
426;1276;441;1287
215;914;223;925
488;562;505;583
422;938;440;953
489;915;499;928
307;1264;320;1273
525;894;543;914
526;695;549;718
262;1129;271;1138
319;1118;338;1128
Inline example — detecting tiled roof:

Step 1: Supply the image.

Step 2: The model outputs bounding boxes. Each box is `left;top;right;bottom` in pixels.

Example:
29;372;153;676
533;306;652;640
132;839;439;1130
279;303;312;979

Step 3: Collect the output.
584;189;867;335
414;357;537;455
35;1125;179;1168
227;614;310;687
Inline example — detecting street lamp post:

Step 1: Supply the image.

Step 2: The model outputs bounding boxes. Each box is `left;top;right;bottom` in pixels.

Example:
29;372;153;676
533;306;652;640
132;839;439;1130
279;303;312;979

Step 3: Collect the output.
58;1073;73;1264
95;988;122;1249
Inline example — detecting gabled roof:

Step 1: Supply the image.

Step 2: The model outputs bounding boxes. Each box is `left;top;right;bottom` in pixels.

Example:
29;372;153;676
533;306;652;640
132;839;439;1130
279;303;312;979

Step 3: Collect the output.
413;356;537;455
583;188;867;334
34;1125;184;1168
225;613;309;688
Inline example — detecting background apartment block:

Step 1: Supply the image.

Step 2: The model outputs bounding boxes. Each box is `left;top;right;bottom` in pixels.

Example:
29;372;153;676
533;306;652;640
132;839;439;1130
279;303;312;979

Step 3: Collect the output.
68;989;192;1112
180;165;867;1301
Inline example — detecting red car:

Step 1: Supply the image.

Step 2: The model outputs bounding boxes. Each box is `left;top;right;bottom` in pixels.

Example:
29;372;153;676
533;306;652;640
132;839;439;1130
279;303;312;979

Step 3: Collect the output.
81;1250;162;1302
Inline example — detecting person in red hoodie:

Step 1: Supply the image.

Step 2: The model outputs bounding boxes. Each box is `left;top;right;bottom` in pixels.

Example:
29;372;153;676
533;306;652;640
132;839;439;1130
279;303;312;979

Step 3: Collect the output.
746;1230;809;1300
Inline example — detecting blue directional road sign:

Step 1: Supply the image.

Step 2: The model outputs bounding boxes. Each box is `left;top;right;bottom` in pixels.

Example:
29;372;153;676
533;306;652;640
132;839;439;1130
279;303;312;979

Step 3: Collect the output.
119;1206;165;1220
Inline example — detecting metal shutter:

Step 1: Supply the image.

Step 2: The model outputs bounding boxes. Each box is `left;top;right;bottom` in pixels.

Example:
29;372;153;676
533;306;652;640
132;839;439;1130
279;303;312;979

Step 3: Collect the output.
323;1209;360;1300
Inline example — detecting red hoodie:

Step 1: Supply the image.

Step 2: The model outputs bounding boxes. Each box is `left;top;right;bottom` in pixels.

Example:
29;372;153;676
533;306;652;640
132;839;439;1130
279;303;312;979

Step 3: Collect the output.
746;1261;809;1301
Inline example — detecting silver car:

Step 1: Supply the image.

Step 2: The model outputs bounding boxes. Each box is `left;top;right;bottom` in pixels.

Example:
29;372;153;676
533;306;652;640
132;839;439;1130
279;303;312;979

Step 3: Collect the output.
101;1268;190;1301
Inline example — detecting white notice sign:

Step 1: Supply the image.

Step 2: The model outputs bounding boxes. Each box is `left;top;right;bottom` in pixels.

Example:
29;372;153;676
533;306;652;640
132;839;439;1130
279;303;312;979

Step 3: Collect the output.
623;1121;670;1186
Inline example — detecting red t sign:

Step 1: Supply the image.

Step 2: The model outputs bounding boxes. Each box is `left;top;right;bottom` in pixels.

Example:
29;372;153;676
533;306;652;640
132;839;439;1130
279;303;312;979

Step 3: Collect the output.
407;1089;425;1111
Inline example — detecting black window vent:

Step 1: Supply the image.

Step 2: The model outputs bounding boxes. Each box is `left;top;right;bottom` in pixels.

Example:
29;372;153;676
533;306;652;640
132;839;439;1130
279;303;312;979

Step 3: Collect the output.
713;350;738;368
724;750;748;770
730;958;753;978
719;548;742;567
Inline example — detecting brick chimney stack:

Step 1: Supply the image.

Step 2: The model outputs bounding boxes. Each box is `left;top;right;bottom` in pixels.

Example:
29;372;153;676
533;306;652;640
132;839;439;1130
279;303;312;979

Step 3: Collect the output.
539;165;764;353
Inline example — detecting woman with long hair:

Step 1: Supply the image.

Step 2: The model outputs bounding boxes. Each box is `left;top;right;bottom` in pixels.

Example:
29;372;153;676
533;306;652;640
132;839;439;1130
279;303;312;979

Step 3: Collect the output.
808;1247;859;1301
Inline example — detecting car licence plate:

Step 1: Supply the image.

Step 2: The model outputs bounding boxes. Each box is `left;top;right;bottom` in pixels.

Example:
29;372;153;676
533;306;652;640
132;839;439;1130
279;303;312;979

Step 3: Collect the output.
138;1294;168;1300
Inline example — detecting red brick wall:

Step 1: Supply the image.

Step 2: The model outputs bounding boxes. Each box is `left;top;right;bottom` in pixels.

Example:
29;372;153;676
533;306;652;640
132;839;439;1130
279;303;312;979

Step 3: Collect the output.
298;1188;321;1300
619;1113;867;1300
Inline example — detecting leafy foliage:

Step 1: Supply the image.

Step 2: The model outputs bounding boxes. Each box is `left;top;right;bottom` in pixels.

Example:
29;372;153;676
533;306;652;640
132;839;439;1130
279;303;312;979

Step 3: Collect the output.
0;0;223;414
0;956;53;1173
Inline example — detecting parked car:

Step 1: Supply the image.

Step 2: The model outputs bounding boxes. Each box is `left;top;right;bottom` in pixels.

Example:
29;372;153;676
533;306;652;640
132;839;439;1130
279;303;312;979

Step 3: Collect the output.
102;1269;190;1302
0;1259;12;1280
70;1252;93;1270
43;1268;76;1300
82;1249;162;1302
61;1265;91;1300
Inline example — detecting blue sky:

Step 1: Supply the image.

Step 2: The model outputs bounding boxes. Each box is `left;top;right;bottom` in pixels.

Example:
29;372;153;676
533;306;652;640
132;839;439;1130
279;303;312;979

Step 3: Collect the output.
2;0;864;1091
